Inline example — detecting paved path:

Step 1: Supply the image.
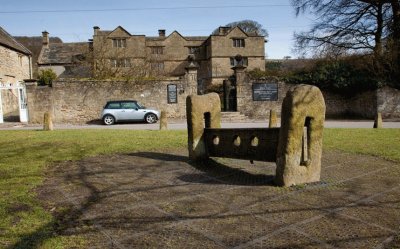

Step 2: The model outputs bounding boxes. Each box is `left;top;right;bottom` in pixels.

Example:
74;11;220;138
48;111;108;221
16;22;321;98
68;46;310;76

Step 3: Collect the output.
37;150;400;248
0;120;399;130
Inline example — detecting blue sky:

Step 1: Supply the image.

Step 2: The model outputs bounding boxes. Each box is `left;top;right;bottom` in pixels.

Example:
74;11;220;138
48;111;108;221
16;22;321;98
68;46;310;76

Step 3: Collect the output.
1;0;313;59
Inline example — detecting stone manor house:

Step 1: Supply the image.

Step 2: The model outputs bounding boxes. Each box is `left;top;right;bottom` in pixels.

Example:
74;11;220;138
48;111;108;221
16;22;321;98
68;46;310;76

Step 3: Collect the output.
38;25;266;89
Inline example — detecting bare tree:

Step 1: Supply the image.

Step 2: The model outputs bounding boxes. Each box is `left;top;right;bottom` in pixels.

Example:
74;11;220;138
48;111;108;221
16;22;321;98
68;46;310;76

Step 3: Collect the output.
212;20;268;37
88;37;165;83
292;0;396;56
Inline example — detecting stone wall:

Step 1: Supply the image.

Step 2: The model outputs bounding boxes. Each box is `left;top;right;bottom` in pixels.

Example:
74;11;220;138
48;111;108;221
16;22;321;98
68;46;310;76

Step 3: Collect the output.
322;90;377;119
0;45;31;117
0;46;31;83
25;66;399;123
234;67;398;119
1;89;19;116
26;73;197;124
237;79;292;119
377;86;400;119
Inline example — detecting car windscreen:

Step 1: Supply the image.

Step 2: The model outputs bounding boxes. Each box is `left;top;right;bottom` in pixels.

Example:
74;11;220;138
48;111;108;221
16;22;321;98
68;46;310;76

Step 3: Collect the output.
136;102;145;109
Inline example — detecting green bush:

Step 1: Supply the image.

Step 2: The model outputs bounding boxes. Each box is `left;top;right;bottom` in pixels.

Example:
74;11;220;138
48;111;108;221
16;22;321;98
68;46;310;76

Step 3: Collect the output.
284;56;384;96
38;69;57;86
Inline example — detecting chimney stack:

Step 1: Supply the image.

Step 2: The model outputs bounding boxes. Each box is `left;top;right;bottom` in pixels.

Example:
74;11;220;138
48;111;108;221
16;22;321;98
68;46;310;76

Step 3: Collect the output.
93;26;100;36
88;39;93;51
158;29;166;37
42;31;49;47
218;26;230;35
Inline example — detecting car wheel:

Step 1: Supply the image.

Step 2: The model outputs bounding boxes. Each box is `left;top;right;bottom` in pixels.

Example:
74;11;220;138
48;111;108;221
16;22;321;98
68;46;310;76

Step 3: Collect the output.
145;113;157;124
103;115;115;125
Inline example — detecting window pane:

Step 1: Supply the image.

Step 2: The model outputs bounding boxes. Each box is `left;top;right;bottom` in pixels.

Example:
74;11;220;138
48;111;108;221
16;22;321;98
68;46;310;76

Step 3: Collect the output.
233;39;245;47
121;102;137;109
106;103;121;109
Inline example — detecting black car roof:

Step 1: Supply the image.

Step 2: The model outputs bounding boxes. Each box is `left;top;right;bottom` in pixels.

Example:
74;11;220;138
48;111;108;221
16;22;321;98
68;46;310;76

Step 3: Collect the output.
106;100;137;103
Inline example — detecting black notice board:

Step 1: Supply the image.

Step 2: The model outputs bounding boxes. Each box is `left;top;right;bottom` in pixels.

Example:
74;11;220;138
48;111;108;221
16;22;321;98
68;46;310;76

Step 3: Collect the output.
252;83;278;101
167;84;178;104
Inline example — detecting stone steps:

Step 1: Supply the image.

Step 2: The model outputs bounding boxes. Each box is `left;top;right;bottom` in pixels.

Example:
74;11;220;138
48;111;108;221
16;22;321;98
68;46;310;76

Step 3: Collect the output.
221;112;248;122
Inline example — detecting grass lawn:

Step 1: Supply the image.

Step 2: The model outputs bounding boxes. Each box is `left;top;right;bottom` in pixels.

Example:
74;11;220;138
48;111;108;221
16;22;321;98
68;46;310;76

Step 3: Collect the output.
0;128;399;248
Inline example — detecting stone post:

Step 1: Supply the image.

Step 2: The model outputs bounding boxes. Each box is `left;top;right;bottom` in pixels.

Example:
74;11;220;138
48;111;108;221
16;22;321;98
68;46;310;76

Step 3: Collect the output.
43;112;53;131
185;58;199;95
373;112;383;128
269;110;277;128
159;111;168;130
186;93;221;161
232;60;247;113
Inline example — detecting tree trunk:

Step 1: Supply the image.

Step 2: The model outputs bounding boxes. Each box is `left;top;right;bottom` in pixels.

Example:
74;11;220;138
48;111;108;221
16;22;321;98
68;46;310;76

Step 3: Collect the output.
374;3;384;56
391;0;400;70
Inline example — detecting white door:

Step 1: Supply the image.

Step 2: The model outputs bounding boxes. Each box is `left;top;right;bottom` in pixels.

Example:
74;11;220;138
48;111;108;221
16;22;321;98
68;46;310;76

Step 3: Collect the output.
0;90;3;123
18;87;28;122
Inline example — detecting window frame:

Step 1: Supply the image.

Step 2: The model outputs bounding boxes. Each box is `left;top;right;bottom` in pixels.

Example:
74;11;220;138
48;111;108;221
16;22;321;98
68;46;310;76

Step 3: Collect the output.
121;101;138;109
232;38;245;48
110;58;130;68
151;46;164;55
105;102;121;109
112;38;127;48
151;62;165;70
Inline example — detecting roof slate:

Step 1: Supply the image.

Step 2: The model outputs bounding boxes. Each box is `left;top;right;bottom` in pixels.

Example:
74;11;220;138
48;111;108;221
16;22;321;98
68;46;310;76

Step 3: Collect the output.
0;26;31;55
38;42;89;65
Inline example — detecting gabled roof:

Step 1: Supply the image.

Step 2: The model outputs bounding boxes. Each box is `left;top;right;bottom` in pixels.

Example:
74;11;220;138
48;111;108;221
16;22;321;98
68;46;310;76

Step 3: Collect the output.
0;26;31;55
108;26;132;37
38;42;89;65
146;30;208;42
212;26;262;37
167;31;186;40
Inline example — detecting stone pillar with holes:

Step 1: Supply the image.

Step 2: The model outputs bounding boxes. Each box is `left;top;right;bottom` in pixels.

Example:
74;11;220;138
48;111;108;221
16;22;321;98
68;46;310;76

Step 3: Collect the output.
275;85;326;187
186;93;221;161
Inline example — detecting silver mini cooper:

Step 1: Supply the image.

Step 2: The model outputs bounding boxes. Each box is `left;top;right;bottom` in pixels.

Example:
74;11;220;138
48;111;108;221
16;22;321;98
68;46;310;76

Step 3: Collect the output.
101;100;160;125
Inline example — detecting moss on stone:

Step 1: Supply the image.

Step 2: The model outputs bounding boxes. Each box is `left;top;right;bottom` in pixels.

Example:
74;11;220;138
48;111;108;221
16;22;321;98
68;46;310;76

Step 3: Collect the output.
186;93;221;161
275;85;325;187
43;112;53;131
373;112;383;128
159;111;168;130
269;110;278;128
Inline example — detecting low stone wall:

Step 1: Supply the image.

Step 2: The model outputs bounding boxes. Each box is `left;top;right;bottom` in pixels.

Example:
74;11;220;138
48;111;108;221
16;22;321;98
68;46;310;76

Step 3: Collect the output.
26;79;196;124
323;90;377;119
234;68;397;119
25;73;400;123
377;86;400;119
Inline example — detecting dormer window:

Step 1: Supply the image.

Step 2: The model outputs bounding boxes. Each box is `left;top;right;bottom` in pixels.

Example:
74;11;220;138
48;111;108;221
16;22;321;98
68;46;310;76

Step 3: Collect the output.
233;39;245;48
112;38;126;48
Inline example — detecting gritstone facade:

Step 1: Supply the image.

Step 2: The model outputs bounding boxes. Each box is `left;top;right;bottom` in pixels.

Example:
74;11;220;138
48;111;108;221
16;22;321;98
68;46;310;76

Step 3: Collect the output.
38;25;266;89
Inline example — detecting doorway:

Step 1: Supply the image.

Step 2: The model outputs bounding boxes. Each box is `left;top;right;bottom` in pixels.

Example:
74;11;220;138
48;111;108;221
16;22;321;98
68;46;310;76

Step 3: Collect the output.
0;82;28;123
